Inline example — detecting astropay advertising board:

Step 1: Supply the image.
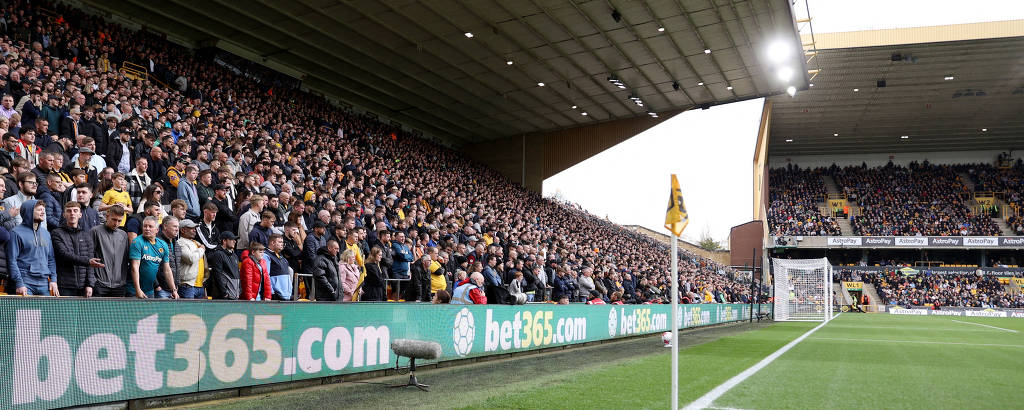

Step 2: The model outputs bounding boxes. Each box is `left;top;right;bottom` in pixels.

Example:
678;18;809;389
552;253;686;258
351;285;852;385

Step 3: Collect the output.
822;236;1024;248
0;298;763;408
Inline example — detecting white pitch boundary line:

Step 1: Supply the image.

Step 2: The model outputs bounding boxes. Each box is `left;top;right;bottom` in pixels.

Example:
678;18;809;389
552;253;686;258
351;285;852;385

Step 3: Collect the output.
682;314;839;410
811;337;1024;348
951;319;1019;333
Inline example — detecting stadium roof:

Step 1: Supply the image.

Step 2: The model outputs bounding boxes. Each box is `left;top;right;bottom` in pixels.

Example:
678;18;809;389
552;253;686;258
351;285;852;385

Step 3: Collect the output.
768;20;1024;157
83;0;805;146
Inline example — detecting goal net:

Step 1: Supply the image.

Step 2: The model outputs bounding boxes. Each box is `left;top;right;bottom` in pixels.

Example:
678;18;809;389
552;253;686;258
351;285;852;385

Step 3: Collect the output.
772;258;832;322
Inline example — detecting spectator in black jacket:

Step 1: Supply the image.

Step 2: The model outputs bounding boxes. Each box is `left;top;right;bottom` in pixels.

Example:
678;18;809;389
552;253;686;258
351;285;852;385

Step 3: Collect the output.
303;220;328;274
105;127;134;174
59;106;81;140
362;247;387;301
281;222;304;272
207;231;240;300
71;184;101;232
52;201;105;296
211;184;237;234
406;254;432;302
312;239;341;301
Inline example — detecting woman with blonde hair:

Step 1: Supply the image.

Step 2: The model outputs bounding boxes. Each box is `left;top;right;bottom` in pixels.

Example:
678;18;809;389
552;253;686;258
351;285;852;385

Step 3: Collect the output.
338;248;360;301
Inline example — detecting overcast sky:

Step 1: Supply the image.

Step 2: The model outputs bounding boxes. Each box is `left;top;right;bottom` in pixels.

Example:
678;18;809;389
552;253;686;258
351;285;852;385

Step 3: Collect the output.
541;1;1023;245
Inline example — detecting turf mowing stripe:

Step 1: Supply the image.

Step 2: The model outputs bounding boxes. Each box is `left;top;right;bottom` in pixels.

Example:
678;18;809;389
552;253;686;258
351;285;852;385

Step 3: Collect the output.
951;319;1020;333
810;336;1024;348
682;314;838;410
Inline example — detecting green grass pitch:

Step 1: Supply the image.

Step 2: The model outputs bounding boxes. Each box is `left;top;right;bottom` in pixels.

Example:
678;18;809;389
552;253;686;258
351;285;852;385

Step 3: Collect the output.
191;314;1024;409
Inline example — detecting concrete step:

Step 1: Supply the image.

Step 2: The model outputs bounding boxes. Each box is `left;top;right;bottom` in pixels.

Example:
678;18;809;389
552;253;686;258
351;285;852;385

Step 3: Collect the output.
958;172;976;191
837;217;854;236
862;283;883;309
833;282;853;305
993;217;1014;236
822;175;841;194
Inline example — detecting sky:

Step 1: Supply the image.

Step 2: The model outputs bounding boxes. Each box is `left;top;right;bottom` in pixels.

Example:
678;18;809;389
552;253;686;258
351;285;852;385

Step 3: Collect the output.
541;1;1023;246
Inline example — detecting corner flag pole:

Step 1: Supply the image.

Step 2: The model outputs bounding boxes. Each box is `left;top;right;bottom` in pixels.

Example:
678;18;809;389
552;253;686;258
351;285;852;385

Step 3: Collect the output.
670;232;679;410
665;174;688;410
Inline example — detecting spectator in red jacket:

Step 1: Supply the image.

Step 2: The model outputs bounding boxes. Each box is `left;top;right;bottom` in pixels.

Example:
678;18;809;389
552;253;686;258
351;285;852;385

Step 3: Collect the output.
240;242;271;301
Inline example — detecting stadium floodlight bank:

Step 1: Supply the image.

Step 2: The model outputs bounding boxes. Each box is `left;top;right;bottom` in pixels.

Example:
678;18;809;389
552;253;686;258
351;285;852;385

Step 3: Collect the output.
772;258;833;321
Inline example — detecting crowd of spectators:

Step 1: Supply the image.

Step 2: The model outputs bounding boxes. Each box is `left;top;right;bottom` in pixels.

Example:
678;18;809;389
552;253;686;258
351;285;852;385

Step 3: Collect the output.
834;162;999;236
0;0;748;305
766;165;841;236
961;161;1024;234
857;269;1024;309
769;162;1006;236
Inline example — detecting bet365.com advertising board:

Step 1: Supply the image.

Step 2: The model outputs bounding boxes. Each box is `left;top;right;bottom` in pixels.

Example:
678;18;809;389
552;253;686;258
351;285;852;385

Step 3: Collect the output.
0;299;764;408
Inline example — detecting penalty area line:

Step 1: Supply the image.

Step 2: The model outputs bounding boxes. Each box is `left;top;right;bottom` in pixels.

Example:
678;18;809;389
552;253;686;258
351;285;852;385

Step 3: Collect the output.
951;319;1019;333
682;314;838;410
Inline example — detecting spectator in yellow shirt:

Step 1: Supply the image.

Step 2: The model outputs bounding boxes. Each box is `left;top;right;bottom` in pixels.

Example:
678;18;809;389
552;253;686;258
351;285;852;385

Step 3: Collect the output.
100;173;132;226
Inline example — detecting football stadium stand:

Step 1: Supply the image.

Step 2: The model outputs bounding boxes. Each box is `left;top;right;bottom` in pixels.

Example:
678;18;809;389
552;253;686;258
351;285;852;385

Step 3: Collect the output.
0;0;751;305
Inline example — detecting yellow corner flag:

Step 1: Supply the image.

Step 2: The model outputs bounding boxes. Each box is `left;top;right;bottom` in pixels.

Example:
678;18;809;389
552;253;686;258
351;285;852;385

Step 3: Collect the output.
664;174;688;237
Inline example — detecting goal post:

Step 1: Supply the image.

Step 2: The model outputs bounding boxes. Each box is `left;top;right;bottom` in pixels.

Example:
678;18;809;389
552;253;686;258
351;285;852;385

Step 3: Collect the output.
772;258;833;322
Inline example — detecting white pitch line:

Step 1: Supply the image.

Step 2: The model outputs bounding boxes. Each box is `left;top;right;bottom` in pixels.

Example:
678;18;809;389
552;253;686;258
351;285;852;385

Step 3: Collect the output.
682;314;838;410
951;319;1019;333
810;337;1024;348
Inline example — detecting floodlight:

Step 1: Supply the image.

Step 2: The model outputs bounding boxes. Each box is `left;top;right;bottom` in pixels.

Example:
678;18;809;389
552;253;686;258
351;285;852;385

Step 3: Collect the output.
766;39;792;64
777;66;794;82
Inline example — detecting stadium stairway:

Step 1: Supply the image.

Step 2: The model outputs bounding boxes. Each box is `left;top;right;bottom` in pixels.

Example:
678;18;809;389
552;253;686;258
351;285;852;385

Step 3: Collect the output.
958;172;976;191
837;218;854;236
1007;279;1021;296
822;175;841;194
862;283;883;312
833;282;854;305
993;217;1014;236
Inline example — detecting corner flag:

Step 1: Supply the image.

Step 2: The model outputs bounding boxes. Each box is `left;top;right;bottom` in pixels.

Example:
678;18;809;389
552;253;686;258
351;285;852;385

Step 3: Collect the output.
665;174;687;410
665;174;688;237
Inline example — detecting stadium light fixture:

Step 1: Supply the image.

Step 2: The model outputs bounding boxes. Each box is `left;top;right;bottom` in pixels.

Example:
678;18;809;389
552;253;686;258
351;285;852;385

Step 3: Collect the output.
704;48;711;54
648;112;659;118
944;75;955;80
697;82;704;86
982;128;987;132
777;66;794;82
658;27;665;32
853;88;859;92
506;60;514;65
834;133;839;137
726;85;733;90
607;76;627;89
785;139;794;142
766;39;792;64
464;32;474;38
786;86;796;96
571;105;577;109
581;111;588;116
901;135;909;139
809;83;815;87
